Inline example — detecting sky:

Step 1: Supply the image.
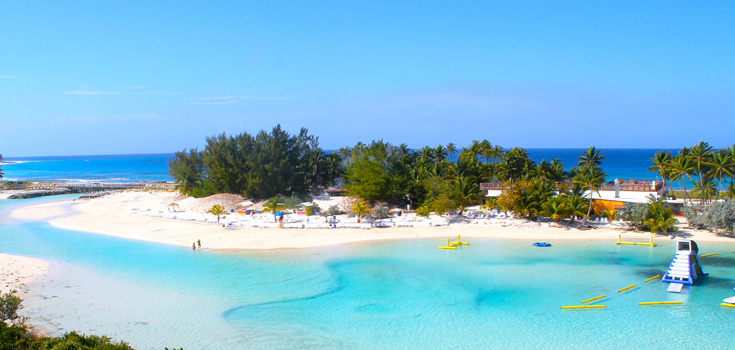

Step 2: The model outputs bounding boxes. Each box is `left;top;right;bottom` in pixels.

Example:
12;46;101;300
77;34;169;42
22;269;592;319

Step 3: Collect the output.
1;1;734;156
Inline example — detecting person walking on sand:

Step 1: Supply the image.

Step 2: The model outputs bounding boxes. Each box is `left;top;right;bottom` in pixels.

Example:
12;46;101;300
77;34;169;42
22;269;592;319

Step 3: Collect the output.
197;239;201;248
192;243;196;251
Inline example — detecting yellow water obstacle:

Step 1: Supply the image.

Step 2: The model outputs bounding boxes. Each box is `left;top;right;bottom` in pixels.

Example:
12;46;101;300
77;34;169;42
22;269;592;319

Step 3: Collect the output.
561;305;606;309
581;295;606;303
438;235;469;250
721;303;735;308
639;301;682;306
700;253;719;258
616;234;654;246
645;275;661;282
618;284;637;292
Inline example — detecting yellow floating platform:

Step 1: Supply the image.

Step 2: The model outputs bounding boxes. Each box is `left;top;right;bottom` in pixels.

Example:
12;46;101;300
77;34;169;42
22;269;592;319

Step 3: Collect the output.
581;295;606;303
701;253;719;258
618;284;637;292
639;301;682;305
561;305;606;309
438;236;468;250
721;303;735;308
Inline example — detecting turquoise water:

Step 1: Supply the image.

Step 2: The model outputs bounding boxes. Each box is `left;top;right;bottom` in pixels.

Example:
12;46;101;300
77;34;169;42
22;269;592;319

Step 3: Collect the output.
2;197;735;349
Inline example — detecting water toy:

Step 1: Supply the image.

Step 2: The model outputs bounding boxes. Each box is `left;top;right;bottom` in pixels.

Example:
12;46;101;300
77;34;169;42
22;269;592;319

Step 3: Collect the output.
639;301;682;306
581;295;605;303
662;240;708;293
616;234;654;246
700;253;719;258
438;235;468;250
644;275;661;282
618;284;636;292
533;242;551;247
561;305;606;309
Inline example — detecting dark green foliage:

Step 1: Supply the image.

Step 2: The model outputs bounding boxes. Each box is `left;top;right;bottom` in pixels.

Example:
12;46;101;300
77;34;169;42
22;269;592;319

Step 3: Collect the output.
343;141;414;203
168;149;203;196
0;290;22;323
497;147;534;182
168;125;340;199
0;153;4;180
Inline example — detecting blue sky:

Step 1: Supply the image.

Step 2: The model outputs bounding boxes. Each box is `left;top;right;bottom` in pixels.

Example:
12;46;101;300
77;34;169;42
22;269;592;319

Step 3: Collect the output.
1;1;734;156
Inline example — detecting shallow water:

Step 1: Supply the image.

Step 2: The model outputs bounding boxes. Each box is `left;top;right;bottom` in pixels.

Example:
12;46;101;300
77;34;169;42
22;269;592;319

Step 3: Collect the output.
2;197;735;349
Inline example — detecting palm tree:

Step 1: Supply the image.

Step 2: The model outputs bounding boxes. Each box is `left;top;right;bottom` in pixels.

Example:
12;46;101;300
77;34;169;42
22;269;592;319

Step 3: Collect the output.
693;175;717;203
489;145;504;180
565;195;589;220
207;204;226;223
668;153;695;205
469;140;483;162
541;197;570;222
578;146;605;169
0;153;4;180
710;149;733;200
453;175;479;211
446;143;457;162
573;166;606;217
644;197;678;234
352;200;371;223
648;151;672;191
687;141;714;203
480;139;492;164
434;144;448;164
263;197;284;222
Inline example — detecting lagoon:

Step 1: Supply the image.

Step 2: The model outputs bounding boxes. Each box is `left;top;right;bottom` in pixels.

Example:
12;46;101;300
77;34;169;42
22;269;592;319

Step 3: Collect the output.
2;197;735;349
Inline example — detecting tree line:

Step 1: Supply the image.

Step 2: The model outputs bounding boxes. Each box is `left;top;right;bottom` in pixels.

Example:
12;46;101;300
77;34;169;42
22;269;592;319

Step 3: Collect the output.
168;125;341;198
648;141;735;203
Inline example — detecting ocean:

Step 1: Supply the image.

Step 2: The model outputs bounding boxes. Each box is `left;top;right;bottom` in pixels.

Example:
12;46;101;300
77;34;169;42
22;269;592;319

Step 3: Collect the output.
1;149;670;183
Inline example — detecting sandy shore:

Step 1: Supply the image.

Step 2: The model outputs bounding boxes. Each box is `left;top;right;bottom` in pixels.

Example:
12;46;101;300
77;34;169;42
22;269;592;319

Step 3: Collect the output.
0;253;49;292
4;190;728;250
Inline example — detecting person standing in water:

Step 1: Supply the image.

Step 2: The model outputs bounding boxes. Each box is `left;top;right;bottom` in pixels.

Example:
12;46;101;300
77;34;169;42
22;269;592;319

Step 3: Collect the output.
192;243;196;251
197;239;201;248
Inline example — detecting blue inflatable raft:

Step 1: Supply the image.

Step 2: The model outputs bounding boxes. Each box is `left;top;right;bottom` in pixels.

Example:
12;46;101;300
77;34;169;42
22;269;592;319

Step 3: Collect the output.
533;242;551;247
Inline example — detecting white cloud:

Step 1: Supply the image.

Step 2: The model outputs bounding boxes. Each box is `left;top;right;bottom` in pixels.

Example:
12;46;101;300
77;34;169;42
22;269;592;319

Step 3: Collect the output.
189;100;241;105
64;91;118;95
192;95;290;102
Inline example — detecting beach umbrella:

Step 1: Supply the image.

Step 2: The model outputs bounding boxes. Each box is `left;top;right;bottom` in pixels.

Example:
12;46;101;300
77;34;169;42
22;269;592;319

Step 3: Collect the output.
296;202;314;207
238;201;254;207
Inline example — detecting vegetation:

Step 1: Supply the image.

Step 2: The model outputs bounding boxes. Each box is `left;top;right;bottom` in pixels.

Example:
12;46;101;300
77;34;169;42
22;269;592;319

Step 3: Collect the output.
683;199;735;235
0;290;160;350
168;125;340;199
207;204;226;223
351;201;371;223
262;197;285;222
620;196;678;233
648;142;735;204
0;154;4;180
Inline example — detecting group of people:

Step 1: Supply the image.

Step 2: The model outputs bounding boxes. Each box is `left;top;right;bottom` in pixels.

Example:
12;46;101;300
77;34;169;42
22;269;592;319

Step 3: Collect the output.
192;239;201;251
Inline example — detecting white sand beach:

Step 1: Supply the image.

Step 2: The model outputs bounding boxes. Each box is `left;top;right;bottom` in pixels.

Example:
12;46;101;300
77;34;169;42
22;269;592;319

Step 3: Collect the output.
5;190;731;251
0;253;49;292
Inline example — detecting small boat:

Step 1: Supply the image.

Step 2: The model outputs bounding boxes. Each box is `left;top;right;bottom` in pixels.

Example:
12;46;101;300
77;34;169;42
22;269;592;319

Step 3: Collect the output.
533;242;551;247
